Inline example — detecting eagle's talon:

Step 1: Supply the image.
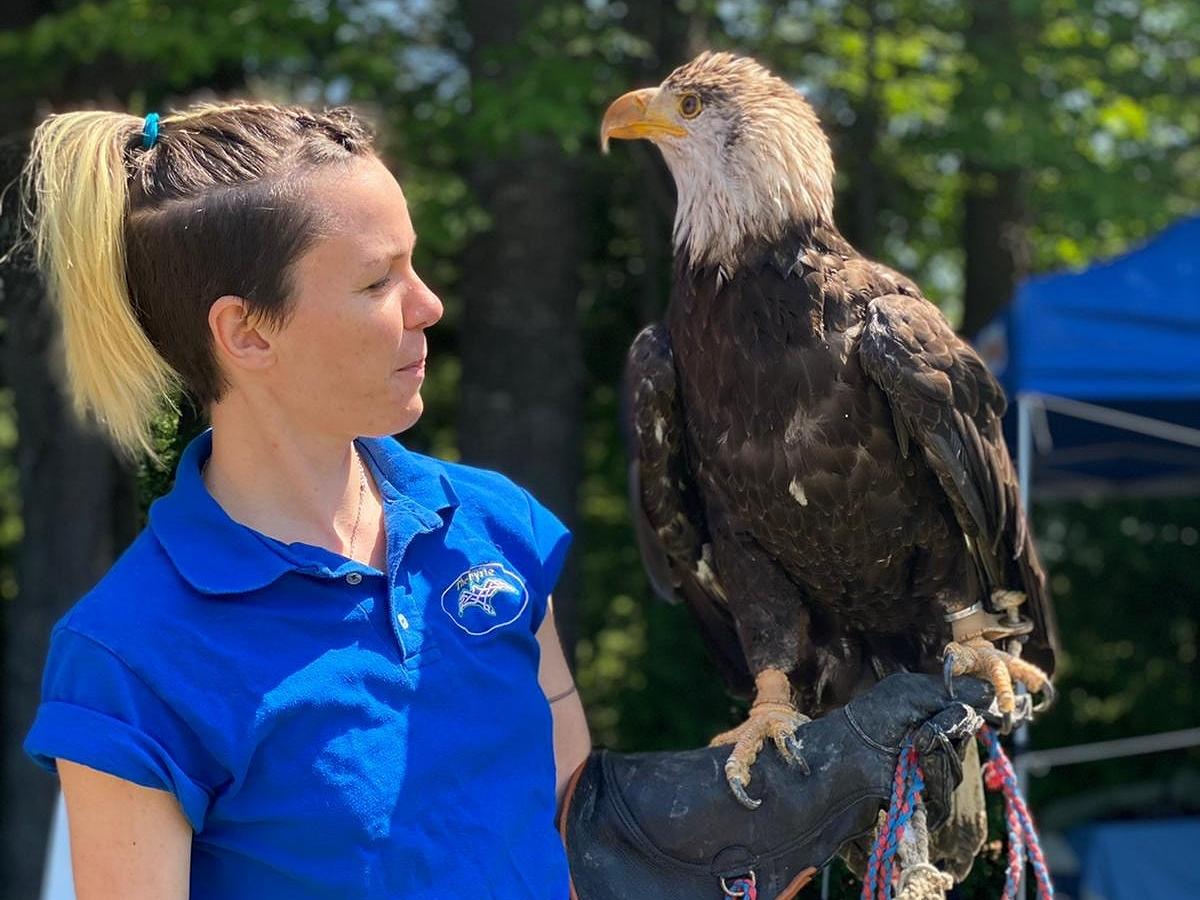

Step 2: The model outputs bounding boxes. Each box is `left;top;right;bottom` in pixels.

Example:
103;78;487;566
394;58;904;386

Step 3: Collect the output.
709;668;808;808
726;765;762;810
943;654;958;698
1034;680;1057;714
943;637;1052;721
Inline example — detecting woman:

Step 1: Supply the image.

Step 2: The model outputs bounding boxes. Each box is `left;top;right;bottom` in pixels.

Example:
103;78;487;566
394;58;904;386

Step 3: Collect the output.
20;102;590;898
18;101;990;900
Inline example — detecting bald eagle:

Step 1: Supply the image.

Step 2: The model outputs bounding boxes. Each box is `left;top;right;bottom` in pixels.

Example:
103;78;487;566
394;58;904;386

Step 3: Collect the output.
602;52;1058;813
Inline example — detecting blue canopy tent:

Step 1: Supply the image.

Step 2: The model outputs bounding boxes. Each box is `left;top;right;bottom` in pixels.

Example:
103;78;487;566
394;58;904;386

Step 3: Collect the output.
975;214;1200;502
1067;818;1200;899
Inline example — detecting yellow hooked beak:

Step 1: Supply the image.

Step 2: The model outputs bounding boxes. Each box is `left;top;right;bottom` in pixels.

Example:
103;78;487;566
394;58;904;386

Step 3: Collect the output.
600;88;688;153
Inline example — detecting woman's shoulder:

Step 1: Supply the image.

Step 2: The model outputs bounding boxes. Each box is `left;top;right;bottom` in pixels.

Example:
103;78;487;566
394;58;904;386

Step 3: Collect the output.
378;436;540;515
56;525;196;653
437;457;529;504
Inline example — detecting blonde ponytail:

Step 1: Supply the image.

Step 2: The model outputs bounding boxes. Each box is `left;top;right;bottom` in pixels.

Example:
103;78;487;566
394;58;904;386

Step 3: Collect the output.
22;111;179;460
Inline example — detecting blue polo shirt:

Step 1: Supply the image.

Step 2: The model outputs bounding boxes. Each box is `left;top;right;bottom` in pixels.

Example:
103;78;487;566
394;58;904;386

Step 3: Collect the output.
24;429;573;899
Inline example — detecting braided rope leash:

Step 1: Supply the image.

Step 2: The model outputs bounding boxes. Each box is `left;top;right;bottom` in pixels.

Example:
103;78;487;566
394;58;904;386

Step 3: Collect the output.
862;738;926;900
979;727;1054;899
860;726;1053;900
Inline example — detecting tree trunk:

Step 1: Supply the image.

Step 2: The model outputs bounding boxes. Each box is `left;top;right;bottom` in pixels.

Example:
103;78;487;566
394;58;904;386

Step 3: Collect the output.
0;134;138;899
840;0;883;257
456;1;585;659
958;0;1031;338
961;164;1027;337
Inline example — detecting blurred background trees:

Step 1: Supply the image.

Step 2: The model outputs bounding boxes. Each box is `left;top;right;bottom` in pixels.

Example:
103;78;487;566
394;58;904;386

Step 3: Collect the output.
1;0;1197;896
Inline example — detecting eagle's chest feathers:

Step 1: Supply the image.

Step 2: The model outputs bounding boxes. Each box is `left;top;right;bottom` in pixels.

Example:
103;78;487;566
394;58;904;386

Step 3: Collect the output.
669;253;880;475
666;248;931;596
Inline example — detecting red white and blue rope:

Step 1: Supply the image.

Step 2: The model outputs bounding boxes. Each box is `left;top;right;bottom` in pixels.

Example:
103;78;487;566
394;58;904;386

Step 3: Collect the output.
862;737;925;899
979;727;1054;899
860;726;1053;900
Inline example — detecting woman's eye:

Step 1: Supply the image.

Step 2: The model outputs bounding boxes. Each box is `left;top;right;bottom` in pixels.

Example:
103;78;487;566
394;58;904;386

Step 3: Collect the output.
367;275;392;292
679;93;702;119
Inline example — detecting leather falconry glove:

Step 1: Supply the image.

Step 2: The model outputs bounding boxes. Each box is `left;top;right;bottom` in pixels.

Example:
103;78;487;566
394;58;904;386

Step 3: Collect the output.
557;673;993;900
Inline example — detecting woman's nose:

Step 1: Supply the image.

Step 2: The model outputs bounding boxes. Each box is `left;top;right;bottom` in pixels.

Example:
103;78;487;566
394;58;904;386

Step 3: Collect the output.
406;276;444;330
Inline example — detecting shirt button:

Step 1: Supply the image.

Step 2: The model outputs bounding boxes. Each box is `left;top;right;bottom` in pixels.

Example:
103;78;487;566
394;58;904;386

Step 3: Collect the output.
397;613;410;630
345;572;363;585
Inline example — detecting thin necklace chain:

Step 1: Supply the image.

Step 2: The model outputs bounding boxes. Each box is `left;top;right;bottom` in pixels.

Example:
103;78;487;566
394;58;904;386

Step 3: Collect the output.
202;447;369;560
347;448;369;561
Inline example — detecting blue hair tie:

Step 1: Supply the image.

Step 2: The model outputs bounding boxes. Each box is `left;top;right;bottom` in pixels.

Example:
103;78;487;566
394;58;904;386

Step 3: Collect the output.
141;112;160;149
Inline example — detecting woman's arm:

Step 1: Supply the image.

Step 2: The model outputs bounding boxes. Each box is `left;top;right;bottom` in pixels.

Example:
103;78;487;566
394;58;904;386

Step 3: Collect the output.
58;759;192;900
535;599;591;814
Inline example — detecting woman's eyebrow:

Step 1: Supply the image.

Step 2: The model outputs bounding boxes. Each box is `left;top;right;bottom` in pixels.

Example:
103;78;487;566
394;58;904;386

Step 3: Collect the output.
360;237;418;268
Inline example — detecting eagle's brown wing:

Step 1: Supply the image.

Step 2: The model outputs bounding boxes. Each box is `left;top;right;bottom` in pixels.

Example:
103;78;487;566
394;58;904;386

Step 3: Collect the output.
624;323;754;697
857;293;1058;675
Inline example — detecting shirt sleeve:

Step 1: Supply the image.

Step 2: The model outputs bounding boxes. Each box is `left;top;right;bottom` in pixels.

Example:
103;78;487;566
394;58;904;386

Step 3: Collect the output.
23;624;224;831
520;489;573;633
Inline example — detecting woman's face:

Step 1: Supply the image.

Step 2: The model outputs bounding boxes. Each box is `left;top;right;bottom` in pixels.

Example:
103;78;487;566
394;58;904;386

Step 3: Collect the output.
264;155;443;439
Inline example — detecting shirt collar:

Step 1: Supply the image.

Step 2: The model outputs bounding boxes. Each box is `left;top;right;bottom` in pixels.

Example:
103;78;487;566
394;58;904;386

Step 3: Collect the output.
149;429;459;596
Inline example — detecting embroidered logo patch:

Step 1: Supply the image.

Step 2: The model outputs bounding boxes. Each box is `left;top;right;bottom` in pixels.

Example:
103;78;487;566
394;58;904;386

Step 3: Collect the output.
440;562;528;636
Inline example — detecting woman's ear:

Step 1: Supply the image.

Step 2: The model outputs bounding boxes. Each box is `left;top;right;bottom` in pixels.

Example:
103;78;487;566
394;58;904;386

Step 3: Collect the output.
209;295;275;373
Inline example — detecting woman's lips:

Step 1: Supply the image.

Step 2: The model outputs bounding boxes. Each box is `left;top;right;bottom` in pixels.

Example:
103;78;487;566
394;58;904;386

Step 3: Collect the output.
397;357;426;376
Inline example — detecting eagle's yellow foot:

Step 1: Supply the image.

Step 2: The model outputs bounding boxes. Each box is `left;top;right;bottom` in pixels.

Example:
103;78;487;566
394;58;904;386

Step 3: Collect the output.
708;668;811;809
943;636;1055;725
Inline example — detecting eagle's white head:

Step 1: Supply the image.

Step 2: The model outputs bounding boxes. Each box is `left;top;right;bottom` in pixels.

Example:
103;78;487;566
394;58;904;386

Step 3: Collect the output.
602;52;835;272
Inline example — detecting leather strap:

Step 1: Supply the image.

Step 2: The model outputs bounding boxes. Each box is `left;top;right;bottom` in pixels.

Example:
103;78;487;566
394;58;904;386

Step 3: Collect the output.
557;758;589;900
774;866;818;900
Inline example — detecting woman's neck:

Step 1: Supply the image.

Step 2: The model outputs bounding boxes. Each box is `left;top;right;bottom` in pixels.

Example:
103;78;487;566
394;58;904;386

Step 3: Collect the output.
204;396;385;568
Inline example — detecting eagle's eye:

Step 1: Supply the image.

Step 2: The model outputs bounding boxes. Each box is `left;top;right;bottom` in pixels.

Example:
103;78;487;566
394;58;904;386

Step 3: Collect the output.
678;93;703;119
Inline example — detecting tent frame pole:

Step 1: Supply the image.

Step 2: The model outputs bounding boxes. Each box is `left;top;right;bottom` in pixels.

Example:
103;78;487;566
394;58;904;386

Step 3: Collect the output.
1014;394;1034;900
1036;392;1200;449
1018;393;1033;511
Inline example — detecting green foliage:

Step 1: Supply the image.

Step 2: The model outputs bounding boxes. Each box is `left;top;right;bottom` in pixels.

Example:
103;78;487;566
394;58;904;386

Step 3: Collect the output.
0;0;338;97
0;389;22;603
2;2;1198;897
1030;497;1200;804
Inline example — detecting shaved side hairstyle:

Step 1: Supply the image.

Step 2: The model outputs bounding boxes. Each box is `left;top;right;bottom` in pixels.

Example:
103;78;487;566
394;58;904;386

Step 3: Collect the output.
15;102;376;459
